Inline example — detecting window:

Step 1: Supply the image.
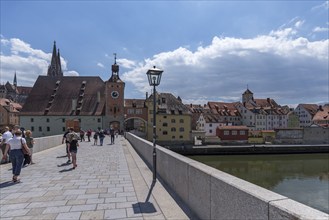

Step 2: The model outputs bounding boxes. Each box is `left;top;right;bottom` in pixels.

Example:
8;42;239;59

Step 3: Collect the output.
224;130;229;135
171;119;176;123
46;118;50;122
172;136;176;139
179;135;183;139
171;127;176;132
179;119;184;123
128;109;134;114
209;124;212;127
62;127;66;132
47;127;50;132
135;109;142;114
209;129;212;133
39;127;42;132
163;131;168;135
62;118;65;123
97;118;101;123
232;130;237;135
31;126;34;132
179;127;184;132
163;123;168;127
30;118;34;122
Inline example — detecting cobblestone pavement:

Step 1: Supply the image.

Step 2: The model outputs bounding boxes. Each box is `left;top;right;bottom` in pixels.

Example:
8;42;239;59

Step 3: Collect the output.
0;136;190;220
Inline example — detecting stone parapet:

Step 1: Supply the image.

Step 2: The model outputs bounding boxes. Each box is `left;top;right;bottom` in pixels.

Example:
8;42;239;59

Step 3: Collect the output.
126;132;329;220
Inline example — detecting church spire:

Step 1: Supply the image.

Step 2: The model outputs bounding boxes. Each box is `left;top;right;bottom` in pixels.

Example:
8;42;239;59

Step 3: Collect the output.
13;71;17;87
47;41;63;77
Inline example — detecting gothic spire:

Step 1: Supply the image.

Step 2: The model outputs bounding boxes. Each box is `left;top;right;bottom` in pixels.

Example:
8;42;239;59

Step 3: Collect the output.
47;41;63;77
13;71;17;87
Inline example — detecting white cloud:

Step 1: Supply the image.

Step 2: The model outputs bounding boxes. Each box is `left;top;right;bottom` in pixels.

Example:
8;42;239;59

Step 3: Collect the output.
294;20;304;28
64;71;79;76
117;58;137;69
122;29;329;105
97;62;105;68
311;1;329;10
313;26;329;32
0;37;79;86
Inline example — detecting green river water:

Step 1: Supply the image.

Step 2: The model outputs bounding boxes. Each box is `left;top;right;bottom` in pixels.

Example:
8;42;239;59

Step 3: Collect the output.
189;153;329;214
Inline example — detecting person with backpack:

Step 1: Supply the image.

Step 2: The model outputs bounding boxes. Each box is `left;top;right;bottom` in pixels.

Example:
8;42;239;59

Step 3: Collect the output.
67;127;79;169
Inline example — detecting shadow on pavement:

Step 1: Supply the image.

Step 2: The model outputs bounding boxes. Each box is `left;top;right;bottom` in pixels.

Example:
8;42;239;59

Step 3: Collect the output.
132;181;157;214
59;167;74;173
0;181;21;188
57;163;71;167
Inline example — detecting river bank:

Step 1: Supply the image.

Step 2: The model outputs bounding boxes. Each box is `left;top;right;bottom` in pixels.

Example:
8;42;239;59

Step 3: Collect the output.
167;144;329;155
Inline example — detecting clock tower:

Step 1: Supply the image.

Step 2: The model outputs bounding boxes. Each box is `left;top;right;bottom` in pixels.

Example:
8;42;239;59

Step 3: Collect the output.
105;54;125;131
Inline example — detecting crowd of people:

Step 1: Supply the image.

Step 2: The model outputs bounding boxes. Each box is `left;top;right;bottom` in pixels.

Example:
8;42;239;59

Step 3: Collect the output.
1;125;120;183
1;125;35;183
62;126;118;169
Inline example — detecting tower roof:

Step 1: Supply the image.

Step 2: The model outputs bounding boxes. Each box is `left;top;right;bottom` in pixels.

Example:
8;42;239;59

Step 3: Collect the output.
47;41;63;77
109;53;123;83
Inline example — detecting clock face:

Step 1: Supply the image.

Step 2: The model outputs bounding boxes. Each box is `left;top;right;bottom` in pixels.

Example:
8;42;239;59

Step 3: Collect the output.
111;91;119;99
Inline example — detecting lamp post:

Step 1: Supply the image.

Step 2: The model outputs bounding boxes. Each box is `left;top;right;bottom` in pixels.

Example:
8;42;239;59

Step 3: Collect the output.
146;66;163;182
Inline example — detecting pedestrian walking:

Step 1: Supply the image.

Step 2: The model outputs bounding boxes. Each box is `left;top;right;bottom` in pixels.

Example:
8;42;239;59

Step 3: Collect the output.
93;131;98;145
79;129;85;142
99;130;105;146
25;130;35;165
1;126;13;164
110;127;115;144
86;129;92;142
2;130;30;183
67;128;79;169
62;128;71;164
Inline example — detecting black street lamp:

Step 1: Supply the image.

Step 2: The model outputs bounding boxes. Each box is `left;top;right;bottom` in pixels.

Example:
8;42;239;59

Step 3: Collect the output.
146;66;163;182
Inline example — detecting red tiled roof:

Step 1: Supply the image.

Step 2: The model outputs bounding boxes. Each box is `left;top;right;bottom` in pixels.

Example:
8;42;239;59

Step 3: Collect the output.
313;104;329;122
300;104;319;116
207;101;240;116
124;99;145;108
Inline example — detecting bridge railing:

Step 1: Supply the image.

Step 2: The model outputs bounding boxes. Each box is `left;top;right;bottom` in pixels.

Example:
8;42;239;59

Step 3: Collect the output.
126;132;329;220
1;135;63;159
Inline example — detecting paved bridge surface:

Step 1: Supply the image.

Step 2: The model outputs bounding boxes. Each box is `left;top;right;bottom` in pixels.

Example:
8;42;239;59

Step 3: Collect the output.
0;136;192;220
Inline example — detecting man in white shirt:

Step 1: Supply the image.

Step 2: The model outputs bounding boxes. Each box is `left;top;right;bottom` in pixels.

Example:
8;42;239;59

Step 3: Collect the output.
1;126;13;163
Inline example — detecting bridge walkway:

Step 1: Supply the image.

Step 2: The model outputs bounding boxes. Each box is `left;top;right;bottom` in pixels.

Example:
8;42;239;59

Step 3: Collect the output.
0;135;192;220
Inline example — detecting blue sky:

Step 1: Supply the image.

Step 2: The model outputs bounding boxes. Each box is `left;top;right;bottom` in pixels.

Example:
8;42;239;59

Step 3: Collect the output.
1;1;328;107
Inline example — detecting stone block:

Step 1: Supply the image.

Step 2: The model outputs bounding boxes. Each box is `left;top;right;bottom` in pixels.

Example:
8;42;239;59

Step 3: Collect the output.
188;162;212;220
269;198;329;220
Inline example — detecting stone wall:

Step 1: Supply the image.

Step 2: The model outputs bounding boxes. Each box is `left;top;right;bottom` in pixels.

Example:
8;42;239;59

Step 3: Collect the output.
1;135;63;158
304;126;329;144
126;132;329;220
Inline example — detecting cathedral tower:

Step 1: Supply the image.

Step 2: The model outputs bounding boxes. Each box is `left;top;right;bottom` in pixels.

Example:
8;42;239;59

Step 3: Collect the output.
47;41;63;77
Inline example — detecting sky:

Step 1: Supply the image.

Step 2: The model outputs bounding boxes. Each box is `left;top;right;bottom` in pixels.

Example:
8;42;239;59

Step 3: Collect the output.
1;1;328;107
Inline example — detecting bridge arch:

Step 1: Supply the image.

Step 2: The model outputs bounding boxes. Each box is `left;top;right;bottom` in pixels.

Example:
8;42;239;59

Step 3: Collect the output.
124;116;147;138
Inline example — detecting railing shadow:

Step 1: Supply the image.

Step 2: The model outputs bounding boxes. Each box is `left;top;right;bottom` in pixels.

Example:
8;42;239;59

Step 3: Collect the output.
132;181;157;214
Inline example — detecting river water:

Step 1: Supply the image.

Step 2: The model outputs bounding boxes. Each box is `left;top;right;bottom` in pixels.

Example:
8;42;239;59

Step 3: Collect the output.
189;153;329;214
